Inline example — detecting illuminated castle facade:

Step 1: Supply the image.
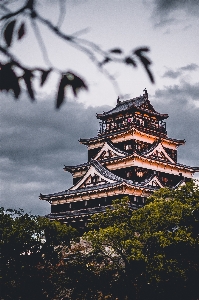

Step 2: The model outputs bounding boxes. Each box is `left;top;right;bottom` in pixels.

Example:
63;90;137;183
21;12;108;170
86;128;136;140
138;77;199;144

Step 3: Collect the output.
40;90;199;228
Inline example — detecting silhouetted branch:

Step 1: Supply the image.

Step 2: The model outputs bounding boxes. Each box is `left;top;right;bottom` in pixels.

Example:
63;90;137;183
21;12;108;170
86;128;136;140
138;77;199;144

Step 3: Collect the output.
31;18;52;67
57;0;66;28
0;0;154;108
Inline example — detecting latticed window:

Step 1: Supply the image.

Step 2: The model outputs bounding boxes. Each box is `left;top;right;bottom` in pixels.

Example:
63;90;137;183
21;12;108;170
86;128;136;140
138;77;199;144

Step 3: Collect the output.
125;144;132;150
126;171;132;178
91;175;100;184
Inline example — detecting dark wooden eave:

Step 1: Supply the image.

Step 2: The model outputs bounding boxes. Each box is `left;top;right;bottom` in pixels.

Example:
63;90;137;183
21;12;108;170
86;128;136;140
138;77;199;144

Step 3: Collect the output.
79;127;185;147
40;161;162;201
64;141;129;174
96;97;168;120
64;162;89;173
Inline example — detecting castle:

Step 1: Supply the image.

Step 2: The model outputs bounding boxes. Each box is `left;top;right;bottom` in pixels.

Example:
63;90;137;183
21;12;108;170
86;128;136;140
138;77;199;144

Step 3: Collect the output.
40;89;199;229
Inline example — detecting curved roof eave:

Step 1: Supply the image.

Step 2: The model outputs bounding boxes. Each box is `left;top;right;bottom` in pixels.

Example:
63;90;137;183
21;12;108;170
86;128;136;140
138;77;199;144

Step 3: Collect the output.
96;96;168;120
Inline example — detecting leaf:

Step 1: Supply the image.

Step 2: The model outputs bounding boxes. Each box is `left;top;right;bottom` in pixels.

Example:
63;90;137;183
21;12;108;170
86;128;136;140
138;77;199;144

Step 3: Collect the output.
0;63;21;98
18;23;26;40
23;70;35;100
40;69;51;86
26;0;34;10
4;20;16;47
124;57;137;67
56;72;88;109
56;76;68;109
69;73;88;97
99;57;111;67
109;48;123;54
134;47;150;55
134;47;154;83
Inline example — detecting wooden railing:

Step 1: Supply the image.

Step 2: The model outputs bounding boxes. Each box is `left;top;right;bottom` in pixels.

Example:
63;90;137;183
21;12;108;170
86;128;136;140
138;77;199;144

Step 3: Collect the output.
98;121;167;137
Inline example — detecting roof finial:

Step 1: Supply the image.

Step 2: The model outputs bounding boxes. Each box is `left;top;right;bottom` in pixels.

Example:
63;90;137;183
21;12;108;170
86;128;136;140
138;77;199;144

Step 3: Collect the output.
117;96;121;105
143;88;148;99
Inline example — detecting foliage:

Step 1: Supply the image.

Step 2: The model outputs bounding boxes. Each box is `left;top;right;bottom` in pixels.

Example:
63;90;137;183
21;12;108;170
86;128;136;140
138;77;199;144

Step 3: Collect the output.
0;208;78;300
84;181;199;299
0;0;154;108
1;182;199;299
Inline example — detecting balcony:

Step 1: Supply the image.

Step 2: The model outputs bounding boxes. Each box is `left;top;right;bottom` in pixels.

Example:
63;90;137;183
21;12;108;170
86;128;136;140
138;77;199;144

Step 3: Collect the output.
98;120;167;137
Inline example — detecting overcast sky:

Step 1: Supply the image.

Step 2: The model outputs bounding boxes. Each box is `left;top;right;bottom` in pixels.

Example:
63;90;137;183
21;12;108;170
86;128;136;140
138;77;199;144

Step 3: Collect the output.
0;0;199;215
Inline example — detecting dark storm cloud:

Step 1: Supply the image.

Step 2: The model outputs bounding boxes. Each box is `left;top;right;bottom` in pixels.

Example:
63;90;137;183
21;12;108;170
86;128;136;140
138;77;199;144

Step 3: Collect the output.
1;85;199;215
159;81;199;100
0;93;110;215
152;81;199;169
162;64;199;79
151;0;199;27
153;0;199;15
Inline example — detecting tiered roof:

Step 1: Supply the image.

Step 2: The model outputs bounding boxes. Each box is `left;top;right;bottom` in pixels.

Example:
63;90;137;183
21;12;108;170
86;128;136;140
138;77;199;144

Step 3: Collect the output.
79;127;185;147
96;94;168;120
64;140;197;178
40;159;164;202
40;91;199;221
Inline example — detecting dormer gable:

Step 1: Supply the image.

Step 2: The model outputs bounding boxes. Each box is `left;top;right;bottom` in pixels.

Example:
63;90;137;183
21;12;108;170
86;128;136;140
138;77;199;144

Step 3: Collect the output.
69;160;122;191
144;175;164;188
94;141;128;161
143;142;175;163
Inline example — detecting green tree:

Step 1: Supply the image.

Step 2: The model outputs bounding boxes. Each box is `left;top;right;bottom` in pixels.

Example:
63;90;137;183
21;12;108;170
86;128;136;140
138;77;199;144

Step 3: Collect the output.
85;197;145;299
0;208;78;300
84;181;199;300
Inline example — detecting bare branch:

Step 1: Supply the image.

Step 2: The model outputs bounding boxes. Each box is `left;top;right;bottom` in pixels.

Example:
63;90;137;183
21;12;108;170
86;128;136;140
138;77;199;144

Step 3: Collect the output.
0;0;154;106
57;0;66;28
0;3;27;21
31;18;53;67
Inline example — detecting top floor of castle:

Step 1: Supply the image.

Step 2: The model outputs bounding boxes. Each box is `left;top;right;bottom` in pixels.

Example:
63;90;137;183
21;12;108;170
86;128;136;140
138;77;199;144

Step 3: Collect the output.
96;89;168;138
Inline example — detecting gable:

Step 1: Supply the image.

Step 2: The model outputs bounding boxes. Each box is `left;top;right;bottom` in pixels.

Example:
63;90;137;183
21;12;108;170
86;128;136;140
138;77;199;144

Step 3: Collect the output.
144;175;164;188
94;141;127;161
69;162;120;191
144;143;175;163
77;173;108;189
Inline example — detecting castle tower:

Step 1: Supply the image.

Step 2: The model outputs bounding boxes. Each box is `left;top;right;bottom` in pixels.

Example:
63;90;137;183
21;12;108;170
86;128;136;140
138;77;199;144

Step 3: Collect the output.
40;90;199;229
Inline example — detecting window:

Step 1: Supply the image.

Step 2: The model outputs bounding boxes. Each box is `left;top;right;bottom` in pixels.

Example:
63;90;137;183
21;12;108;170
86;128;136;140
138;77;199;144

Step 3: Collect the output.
125;144;132;150
137;171;143;177
126;171;132;178
91;175;100;184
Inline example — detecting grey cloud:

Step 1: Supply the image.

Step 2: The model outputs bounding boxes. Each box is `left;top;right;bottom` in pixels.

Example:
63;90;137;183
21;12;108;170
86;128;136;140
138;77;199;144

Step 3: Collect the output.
1;85;199;216
179;63;199;71
152;81;199;168
154;0;199;15
151;0;199;27
153;18;176;28
162;64;199;79
0;93;110;215
155;81;199;100
162;70;182;79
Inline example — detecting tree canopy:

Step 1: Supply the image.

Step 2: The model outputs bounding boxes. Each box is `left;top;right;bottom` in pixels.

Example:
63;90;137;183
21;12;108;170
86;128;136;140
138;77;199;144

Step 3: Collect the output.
0;208;78;299
84;181;199;299
1;181;199;299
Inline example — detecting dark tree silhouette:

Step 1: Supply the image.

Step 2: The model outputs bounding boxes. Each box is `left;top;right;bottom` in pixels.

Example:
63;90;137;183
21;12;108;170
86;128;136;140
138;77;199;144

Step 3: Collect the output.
0;0;154;108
